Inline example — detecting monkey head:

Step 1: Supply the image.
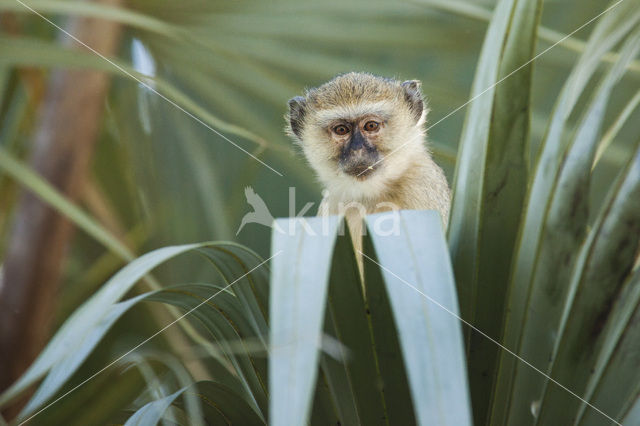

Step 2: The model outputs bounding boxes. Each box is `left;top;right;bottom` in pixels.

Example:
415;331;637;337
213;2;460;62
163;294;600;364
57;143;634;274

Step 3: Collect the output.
286;72;428;197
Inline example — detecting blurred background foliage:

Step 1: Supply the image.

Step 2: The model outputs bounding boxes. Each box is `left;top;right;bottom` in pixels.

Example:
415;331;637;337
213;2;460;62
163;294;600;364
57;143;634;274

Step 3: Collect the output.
3;0;640;270
0;0;639;423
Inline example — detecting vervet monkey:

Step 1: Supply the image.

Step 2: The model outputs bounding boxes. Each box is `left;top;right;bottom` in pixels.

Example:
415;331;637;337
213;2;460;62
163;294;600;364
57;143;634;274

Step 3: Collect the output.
286;72;451;276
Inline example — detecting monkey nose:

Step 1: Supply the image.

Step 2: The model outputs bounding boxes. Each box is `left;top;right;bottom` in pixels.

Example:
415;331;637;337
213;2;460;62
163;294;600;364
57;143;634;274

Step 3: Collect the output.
348;131;366;151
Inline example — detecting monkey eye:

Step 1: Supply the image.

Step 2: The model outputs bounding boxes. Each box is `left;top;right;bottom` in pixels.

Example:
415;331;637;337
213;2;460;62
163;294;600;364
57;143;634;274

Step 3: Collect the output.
333;124;350;136
363;121;380;132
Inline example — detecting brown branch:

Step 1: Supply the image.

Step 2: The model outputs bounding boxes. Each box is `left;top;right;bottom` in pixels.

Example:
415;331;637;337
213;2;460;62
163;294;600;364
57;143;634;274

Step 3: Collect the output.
0;0;123;412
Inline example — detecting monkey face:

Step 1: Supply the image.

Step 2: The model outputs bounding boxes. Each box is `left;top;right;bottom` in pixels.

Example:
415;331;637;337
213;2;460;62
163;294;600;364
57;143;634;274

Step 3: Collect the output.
287;73;427;188
300;103;416;183
329;116;383;178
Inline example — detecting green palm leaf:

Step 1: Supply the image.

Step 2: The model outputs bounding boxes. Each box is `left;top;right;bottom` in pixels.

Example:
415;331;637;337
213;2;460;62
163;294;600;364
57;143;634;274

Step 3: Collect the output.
269;211;471;425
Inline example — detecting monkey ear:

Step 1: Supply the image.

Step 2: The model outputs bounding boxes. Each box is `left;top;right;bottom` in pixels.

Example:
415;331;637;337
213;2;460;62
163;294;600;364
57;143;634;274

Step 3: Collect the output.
287;96;307;139
401;80;424;123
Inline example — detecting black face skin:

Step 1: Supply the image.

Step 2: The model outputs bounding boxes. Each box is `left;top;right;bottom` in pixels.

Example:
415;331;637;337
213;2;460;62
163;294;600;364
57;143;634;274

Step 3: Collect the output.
328;117;383;178
338;126;380;177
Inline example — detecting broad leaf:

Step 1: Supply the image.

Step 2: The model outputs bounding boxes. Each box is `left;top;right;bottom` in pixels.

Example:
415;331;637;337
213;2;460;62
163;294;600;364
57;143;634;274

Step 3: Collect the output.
446;0;542;422
0;243;266;421
366;211;472;426
498;27;640;425
537;138;640;423
269;212;472;426
492;3;640;422
269;216;341;426
125;381;263;426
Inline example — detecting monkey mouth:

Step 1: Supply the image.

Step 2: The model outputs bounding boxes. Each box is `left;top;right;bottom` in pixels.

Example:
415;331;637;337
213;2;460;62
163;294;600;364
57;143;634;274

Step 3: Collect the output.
339;148;380;179
342;161;379;179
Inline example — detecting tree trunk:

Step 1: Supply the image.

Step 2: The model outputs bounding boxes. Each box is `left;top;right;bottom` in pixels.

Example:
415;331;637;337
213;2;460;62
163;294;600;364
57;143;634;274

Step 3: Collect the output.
0;0;123;405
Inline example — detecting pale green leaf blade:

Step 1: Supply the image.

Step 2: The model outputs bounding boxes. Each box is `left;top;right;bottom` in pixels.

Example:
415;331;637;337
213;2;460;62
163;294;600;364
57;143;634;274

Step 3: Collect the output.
0;243;212;410
593;90;640;168
125;388;185;426
501;28;640;425
124;381;263;426
366;210;472;426
13;272;271;423
537;138;640;423
493;4;640;422
269;216;341;426
197;245;269;339
0;147;133;261
452;0;542;422
0;36;267;148
0;0;181;38
575;270;640;426
20;293;149;418
148;283;267;418
622;392;640;426
448;0;519;322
